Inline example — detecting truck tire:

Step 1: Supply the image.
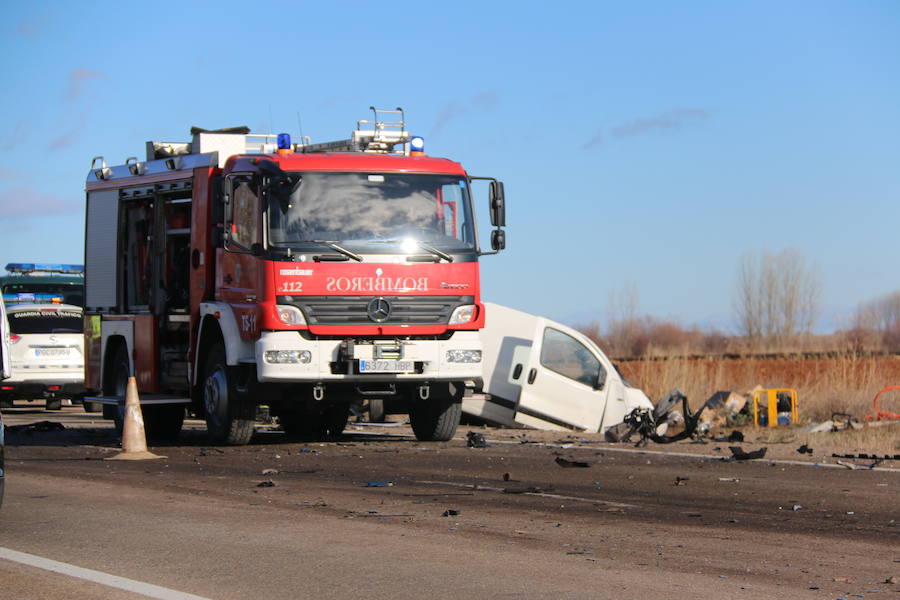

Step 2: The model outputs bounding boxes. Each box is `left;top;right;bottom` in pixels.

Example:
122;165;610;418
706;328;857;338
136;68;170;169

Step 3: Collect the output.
83;398;102;413
202;342;255;445
367;398;386;423
409;382;463;442
108;344;130;436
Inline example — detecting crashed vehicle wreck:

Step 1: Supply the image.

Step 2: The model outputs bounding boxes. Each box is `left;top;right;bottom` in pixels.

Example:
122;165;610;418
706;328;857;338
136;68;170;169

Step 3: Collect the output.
464;303;708;443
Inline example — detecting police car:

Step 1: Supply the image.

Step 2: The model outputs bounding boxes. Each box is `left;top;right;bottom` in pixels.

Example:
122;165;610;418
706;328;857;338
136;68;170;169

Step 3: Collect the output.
0;263;85;411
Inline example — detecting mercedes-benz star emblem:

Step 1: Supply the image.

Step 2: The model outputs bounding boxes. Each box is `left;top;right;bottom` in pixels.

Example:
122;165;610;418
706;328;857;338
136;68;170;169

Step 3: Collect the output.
367;297;391;323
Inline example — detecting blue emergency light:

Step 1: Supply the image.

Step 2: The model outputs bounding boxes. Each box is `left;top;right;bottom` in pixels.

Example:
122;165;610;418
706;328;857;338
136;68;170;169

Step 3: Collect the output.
409;136;425;154
2;293;64;305
277;133;292;150
5;263;84;275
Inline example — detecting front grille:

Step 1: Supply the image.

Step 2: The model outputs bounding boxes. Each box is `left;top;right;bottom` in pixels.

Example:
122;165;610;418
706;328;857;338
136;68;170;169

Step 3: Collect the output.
280;296;474;326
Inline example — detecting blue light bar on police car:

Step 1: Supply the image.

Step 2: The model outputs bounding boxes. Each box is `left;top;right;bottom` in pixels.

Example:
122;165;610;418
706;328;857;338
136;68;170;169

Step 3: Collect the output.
5;263;84;275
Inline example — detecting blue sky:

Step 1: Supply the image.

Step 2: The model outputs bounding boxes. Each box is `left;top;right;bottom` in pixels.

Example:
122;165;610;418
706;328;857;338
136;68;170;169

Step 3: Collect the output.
1;1;897;332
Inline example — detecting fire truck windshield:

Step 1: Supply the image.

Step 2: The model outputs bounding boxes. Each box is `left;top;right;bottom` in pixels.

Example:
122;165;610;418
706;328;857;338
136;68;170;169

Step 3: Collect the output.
268;172;476;254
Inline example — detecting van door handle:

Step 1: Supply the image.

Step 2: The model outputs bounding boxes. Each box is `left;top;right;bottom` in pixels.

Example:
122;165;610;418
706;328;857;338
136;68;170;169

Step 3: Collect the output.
527;368;537;384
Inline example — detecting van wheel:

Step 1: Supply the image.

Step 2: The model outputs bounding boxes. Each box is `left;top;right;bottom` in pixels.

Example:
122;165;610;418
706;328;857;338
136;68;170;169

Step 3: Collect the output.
202;342;254;445
409;382;463;442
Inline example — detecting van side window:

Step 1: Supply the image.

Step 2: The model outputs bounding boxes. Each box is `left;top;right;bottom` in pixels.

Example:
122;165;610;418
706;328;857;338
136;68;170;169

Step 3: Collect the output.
540;328;604;388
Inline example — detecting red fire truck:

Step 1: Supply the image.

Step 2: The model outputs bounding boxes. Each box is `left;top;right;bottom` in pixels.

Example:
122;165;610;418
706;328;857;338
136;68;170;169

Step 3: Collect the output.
83;108;506;444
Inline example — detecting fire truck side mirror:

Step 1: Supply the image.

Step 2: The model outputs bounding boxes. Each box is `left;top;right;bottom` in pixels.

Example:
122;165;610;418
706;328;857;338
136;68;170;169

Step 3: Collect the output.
489;181;505;227
491;229;506;251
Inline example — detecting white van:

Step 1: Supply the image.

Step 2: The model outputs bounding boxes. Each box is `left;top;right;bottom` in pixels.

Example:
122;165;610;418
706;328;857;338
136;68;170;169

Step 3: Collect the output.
465;302;653;433
0;303;85;410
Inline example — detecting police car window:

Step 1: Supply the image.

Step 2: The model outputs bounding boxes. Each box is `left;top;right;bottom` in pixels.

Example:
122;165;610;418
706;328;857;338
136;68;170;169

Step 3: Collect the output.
8;310;83;334
539;327;603;388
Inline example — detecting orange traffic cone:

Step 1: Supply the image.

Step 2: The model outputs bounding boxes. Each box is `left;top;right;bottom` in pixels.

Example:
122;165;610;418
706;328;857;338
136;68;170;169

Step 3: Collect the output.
106;376;165;461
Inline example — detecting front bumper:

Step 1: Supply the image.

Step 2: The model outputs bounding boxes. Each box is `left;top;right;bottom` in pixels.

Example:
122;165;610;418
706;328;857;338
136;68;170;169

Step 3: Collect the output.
255;330;483;383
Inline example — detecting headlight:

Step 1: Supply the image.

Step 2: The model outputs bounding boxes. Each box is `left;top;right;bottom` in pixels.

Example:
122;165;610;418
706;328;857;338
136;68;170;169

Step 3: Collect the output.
276;305;306;325
446;349;482;363
448;304;476;325
264;350;312;364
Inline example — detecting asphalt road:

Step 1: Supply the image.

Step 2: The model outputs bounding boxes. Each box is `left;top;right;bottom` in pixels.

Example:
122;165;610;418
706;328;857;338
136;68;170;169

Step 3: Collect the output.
1;406;898;599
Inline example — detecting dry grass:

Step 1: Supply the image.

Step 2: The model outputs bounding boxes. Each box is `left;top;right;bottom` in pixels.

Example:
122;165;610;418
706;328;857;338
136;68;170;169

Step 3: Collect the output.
618;354;900;423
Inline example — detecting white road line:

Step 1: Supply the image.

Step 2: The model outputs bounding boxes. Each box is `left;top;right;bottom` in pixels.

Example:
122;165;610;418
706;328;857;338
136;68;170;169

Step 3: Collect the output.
414;479;636;508
0;547;214;600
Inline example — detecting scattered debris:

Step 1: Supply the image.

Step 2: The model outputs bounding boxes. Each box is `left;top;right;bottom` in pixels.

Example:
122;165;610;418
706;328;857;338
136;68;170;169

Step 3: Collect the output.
615;389;712;445
503;487;547;494
502;472;511;482
6;421;66;432
262;468;279;475
729;446;767;460
718;477;741;483
365;480;394;487
885;576;898;584
836;461;857;470
555;457;591;468
833;453;900;461
256;480;276;488
442;509;460;517
674;476;689;486
698;390;748;431
833;575;854;583
792;505;803;511
727;430;745;443
466;431;489;448
796;444;813;455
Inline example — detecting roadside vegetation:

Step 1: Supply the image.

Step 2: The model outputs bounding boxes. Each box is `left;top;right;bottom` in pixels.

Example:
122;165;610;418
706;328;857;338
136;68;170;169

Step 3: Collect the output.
575;250;900;439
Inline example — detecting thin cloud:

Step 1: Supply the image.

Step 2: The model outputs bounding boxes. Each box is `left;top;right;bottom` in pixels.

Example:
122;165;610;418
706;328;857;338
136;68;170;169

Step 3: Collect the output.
582;129;604;149
67;68;106;101
582;108;711;149
430;93;500;139
612;108;710;138
430;101;467;139
0;186;81;218
0;121;29;153
49;116;88;150
17;17;45;36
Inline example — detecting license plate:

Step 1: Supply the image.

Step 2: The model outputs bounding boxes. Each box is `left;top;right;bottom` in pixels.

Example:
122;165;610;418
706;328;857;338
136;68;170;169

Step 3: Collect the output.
358;359;414;373
35;348;71;357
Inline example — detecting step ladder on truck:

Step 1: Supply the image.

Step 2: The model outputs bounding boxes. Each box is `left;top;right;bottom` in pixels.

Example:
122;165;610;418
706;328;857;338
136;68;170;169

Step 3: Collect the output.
82;107;507;444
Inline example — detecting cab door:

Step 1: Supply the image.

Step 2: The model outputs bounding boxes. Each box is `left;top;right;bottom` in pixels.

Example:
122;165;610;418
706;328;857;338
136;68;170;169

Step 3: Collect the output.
513;319;611;432
218;174;261;340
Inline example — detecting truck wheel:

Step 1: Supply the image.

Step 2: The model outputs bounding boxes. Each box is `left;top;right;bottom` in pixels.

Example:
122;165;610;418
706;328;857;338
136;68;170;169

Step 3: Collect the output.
83;398;102;413
202;342;254;445
109;344;131;435
409;382;463;442
367;399;386;423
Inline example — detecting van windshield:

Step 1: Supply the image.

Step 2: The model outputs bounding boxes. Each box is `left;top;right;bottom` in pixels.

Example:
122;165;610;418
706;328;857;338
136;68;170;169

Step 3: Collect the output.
268;172;476;253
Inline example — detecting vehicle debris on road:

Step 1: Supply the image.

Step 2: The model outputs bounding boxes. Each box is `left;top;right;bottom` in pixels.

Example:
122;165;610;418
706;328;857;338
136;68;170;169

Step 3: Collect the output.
554;457;591;468
729;446;767;460
466;431;489;448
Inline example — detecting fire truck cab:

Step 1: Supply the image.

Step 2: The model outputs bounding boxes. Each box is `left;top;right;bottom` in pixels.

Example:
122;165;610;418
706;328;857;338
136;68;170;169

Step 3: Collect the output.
83;109;506;444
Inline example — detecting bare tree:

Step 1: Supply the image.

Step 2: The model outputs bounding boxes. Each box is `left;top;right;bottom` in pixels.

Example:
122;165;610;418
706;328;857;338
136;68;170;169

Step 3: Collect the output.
605;282;640;356
733;249;822;348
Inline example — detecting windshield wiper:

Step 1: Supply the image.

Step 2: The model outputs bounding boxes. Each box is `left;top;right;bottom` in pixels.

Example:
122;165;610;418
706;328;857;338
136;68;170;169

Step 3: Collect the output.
367;239;453;263
276;240;363;262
